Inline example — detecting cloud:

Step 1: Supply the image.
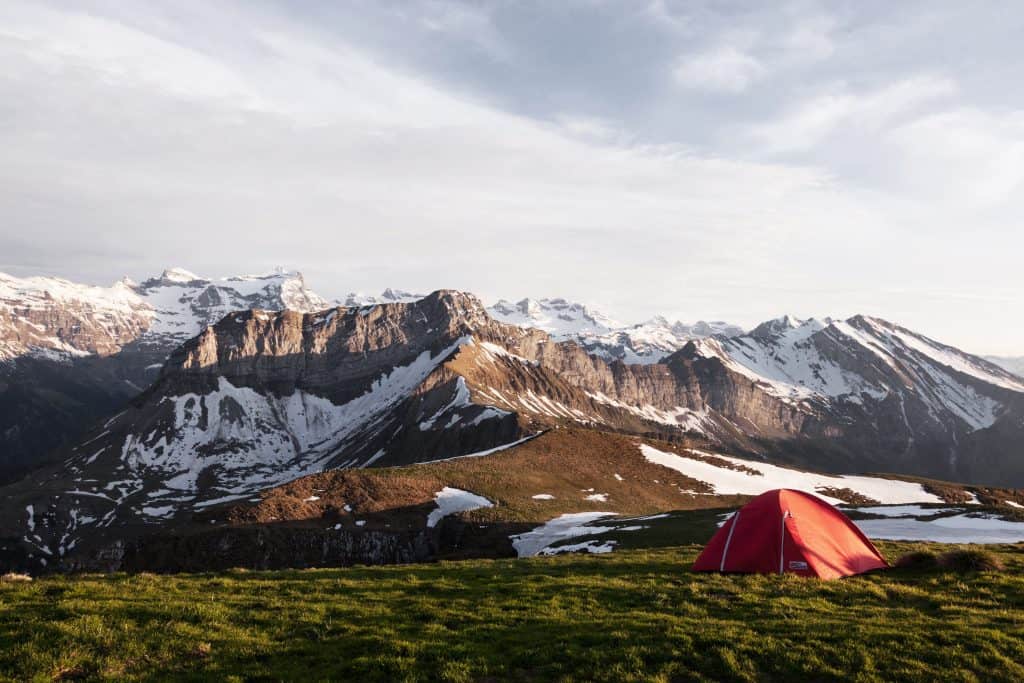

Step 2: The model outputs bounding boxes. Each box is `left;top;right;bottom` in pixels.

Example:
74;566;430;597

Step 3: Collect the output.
0;0;1022;354
673;44;765;92
747;75;958;154
886;107;1024;208
0;0;900;323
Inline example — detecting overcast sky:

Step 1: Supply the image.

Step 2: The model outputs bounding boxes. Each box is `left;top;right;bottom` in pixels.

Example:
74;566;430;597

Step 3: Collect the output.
1;1;1021;354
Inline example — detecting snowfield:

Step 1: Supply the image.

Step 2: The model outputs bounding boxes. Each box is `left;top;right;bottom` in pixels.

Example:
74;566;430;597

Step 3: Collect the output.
846;505;960;517
510;512;617;557
639;444;943;505
854;513;1024;543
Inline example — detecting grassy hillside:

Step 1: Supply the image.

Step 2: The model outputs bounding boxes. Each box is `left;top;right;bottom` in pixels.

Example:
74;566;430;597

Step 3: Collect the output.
3;542;1024;682
214;427;986;534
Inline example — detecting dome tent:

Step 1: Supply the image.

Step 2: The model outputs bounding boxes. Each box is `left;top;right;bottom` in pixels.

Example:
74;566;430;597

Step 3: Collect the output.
692;489;889;580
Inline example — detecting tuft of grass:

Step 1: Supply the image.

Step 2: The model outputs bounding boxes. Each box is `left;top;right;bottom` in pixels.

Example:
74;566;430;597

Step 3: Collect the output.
938;549;1005;573
894;551;939;570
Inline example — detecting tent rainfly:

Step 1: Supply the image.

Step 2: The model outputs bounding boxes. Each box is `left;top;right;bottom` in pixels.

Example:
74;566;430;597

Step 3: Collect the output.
692;488;889;580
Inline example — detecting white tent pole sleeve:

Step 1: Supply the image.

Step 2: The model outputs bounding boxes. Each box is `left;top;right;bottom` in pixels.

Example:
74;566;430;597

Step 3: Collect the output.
720;510;740;572
779;510;790;575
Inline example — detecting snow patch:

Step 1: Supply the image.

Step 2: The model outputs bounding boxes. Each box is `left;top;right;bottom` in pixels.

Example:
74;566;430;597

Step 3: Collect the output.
426;487;493;528
846;505;959;517
855;513;1024;543
510;512;617;557
639;444;943;505
538;540;617;555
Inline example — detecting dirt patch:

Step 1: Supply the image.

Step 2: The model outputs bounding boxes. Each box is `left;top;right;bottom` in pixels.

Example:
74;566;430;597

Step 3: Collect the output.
815;487;880;505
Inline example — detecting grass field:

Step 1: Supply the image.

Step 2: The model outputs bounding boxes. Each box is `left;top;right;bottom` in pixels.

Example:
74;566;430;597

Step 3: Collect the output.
2;542;1024;682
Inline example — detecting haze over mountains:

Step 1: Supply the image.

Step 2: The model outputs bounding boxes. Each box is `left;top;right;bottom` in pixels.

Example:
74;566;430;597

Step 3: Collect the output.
0;267;1022;573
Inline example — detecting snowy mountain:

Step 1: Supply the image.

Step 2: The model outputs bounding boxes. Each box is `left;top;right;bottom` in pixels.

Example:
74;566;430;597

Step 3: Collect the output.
0;268;326;361
487;297;620;337
133;268;327;350
0;272;152;361
0;268;327;480
340;288;425;307
687;314;1024;424
3;291;1023;573
2;273;1023;573
487;297;742;363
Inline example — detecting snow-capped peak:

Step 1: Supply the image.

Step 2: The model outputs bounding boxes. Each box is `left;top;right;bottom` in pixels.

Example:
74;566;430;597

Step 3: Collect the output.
687;312;1024;433
487;296;743;364
487;297;619;337
158;267;202;284
135;268;327;346
0;269;328;360
341;289;425;307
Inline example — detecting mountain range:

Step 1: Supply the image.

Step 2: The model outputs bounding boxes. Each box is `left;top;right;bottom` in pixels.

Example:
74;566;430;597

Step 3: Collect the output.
0;268;1021;573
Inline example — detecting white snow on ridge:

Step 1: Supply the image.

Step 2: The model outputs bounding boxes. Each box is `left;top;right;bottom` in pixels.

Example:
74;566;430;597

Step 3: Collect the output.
418;377;474;430
138;269;326;344
0;272;153;359
686;314;1019;432
584;318;745;365
118;340;468;499
587;391;713;433
487;296;743;364
0;272;145;313
341;288;425;307
692;329;882;404
883;324;1024;393
427;433;541;464
639;444;943;505
488;297;618;338
426;487;493;527
0;268;328;360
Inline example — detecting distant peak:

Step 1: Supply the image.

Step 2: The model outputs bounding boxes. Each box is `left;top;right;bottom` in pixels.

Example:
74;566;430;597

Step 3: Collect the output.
342;288;425;307
159;268;203;284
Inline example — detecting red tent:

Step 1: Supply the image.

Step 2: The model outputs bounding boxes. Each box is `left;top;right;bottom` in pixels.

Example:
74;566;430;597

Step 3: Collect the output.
692;489;889;580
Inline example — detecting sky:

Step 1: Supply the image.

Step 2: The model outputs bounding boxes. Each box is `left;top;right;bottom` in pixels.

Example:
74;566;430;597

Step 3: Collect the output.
0;1;1021;355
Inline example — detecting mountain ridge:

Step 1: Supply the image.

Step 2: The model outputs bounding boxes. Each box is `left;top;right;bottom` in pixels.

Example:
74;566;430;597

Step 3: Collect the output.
1;285;1022;573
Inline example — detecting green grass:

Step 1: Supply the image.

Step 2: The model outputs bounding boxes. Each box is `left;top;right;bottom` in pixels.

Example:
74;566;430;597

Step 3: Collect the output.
2;543;1024;682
